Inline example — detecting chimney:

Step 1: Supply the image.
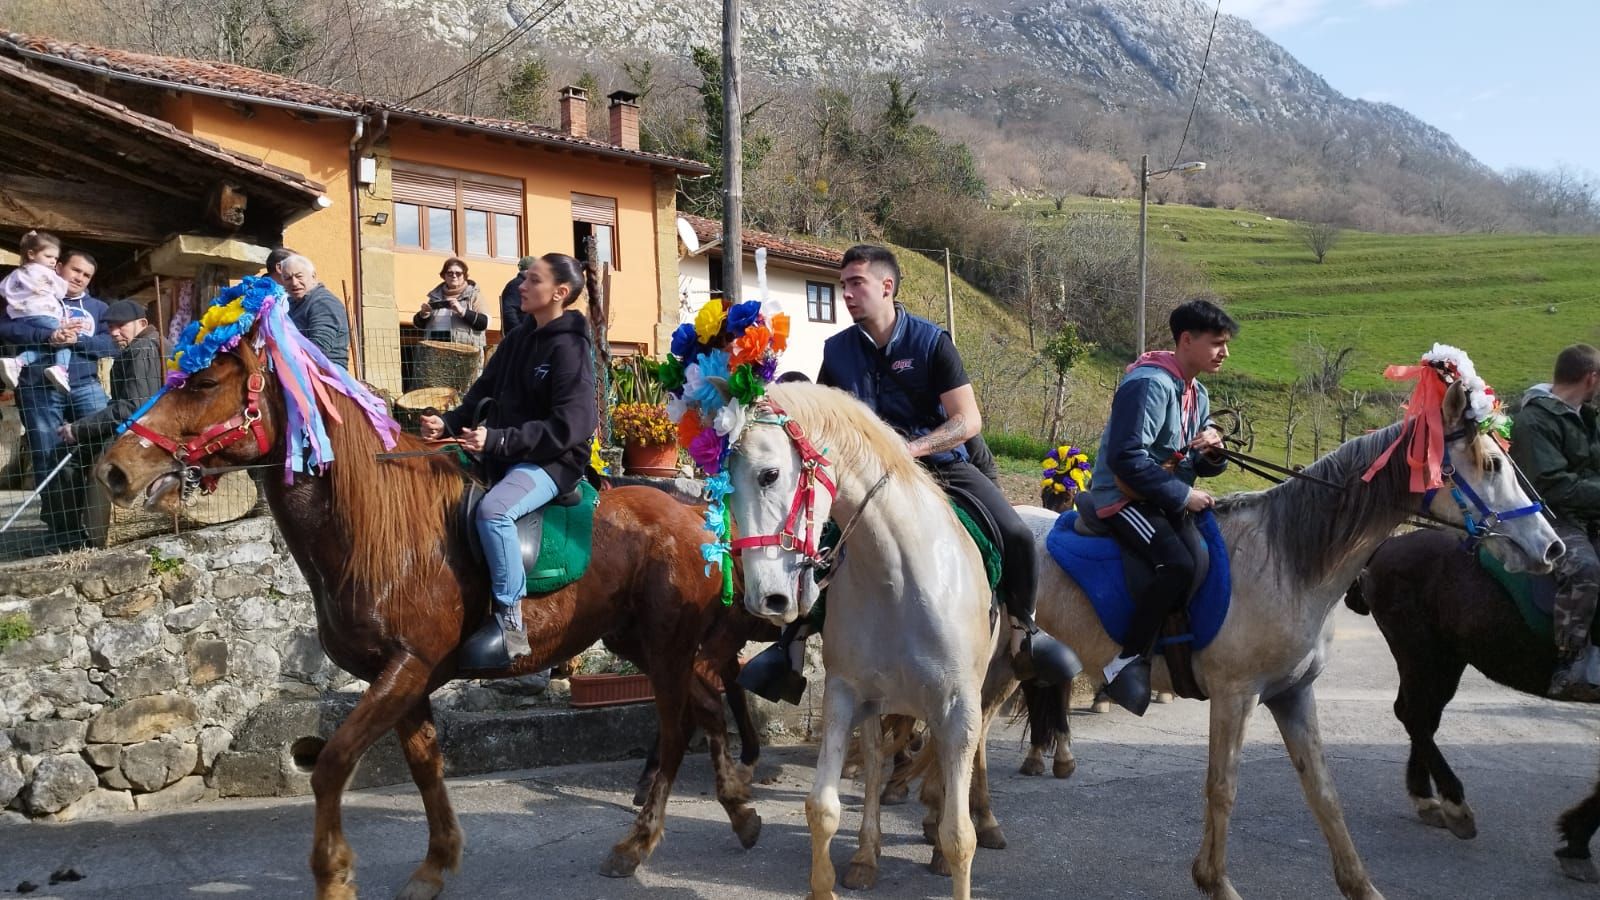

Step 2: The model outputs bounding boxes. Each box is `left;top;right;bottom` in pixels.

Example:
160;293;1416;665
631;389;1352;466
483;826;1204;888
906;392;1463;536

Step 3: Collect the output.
559;86;589;138
608;90;640;151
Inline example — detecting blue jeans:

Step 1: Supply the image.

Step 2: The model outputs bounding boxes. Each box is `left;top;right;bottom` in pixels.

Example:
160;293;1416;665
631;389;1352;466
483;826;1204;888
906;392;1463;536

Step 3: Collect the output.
12;315;72;371
17;377;108;542
476;464;560;608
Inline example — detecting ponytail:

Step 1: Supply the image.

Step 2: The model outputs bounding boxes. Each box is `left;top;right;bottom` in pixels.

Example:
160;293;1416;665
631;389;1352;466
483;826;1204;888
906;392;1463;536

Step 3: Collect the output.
539;252;605;334
583;260;603;332
19;230;60;257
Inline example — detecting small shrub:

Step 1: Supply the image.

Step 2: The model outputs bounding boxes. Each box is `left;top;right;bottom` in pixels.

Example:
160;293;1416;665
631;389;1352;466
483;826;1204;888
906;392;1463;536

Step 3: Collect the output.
148;547;183;576
575;647;641;676
0;613;33;652
611;402;675;447
985;431;1051;462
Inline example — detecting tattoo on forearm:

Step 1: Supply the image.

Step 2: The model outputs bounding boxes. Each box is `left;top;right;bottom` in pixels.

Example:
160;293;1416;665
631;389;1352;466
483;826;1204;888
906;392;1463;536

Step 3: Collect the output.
911;414;969;456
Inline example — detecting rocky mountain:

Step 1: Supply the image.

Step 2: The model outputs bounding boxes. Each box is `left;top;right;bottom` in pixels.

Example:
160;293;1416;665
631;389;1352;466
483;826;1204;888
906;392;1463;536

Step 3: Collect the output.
436;0;1474;167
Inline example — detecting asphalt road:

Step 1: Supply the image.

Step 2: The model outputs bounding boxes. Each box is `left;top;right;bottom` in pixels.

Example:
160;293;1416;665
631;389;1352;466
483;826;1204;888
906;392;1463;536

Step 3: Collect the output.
5;607;1600;899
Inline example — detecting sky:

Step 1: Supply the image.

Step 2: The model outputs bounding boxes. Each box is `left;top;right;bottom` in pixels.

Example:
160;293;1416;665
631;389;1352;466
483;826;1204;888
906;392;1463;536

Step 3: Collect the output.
1221;0;1598;176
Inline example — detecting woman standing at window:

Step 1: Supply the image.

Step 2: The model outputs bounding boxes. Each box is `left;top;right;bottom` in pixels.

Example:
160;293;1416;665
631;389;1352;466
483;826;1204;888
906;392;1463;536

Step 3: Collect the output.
414;257;488;350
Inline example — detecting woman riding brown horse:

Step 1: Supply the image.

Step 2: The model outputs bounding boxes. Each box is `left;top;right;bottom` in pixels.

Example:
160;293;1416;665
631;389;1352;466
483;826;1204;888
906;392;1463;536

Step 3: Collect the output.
97;287;763;898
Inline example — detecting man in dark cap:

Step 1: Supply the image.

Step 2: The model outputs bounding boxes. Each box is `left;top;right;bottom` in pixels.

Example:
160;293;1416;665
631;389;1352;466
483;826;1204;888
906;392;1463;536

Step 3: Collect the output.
58;300;163;450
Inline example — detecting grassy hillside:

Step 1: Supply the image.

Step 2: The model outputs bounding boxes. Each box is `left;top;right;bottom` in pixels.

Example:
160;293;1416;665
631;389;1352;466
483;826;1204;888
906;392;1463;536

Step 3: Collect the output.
1032;198;1600;394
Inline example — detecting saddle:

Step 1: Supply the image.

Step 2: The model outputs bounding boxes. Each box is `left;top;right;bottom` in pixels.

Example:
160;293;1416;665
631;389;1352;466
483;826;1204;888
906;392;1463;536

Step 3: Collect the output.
1046;509;1233;700
460;479;599;594
1476;548;1558;641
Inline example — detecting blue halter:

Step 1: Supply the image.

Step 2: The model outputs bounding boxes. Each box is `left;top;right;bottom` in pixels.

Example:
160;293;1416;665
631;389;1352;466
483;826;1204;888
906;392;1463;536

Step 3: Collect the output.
1421;429;1545;549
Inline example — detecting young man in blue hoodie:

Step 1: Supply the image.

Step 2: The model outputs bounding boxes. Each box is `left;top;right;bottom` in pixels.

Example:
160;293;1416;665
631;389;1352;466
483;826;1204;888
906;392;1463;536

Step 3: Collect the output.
1082;299;1236;715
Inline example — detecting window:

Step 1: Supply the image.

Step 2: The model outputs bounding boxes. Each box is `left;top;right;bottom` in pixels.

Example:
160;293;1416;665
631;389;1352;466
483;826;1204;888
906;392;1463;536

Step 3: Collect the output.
807;281;836;323
708;256;724;301
572;193;620;270
393;163;523;260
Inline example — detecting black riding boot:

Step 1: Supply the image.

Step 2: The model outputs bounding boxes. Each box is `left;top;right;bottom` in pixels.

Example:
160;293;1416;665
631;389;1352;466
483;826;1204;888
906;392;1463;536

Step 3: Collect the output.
1010;617;1083;686
737;620;809;704
460;605;531;672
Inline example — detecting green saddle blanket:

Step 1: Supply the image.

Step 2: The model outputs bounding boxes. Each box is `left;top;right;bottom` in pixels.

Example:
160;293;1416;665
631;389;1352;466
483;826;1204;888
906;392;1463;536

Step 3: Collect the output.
1477;547;1555;642
525;480;599;594
809;498;1002;629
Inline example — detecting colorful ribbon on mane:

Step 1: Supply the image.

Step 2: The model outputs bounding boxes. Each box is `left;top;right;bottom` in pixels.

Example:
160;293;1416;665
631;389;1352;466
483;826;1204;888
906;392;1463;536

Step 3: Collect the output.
1361;363;1449;492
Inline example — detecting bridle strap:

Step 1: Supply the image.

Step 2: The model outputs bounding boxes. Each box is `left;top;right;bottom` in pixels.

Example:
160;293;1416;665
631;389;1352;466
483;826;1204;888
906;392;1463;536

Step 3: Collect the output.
1422;429;1544;550
730;402;838;561
125;369;272;495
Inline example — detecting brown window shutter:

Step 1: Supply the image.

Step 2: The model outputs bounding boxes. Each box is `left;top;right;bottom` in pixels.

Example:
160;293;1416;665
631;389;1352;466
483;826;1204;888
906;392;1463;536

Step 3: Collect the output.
571;192;617;226
393;168;457;207
463;180;523;216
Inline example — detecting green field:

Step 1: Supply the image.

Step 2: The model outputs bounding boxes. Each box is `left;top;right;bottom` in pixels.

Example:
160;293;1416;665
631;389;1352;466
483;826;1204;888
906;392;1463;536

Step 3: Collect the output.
1037;198;1600;394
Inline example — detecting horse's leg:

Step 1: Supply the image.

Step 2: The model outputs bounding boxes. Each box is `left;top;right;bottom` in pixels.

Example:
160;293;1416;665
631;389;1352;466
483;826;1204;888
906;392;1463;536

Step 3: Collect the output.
1557;764;1600;883
601;677;691;877
633;737;662;808
1265;684;1385;900
919;738;943;847
933;703;979;900
1191;690;1257;900
881;715;916;806
310;656;432;900
806;679;858;900
1053;685;1077;779
687;668;762;849
970;732;1006;850
725;674;762;777
1397;659;1474;839
842;708;884;890
394;698;464;900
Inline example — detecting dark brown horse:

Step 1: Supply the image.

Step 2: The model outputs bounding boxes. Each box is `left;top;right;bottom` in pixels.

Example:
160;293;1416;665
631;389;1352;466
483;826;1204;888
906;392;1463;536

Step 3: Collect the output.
1346;527;1600;883
97;341;763;900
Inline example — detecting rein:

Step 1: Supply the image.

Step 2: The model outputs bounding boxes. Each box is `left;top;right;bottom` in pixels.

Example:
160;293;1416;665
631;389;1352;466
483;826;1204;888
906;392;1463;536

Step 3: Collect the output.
125;370;272;497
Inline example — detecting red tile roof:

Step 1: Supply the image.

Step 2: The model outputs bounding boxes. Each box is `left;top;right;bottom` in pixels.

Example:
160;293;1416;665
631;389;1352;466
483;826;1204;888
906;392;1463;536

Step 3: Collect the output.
682;214;843;268
0;55;325;205
0;30;710;174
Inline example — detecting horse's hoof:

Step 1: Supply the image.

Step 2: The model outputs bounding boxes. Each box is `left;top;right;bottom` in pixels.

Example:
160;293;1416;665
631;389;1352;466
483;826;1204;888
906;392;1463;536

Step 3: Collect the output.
1559;855;1600;883
1441;800;1477;840
733;810;762;849
841;762;861;780
395;875;444;900
1091;698;1112;714
976;825;1007;850
928;847;951;877
805;892;839;900
1413;797;1446;829
880;782;909;806
1053;755;1077;779
841;860;879;890
1019;756;1045;777
921;821;938;845
598;849;641;878
317;884;358;900
1155;691;1175;704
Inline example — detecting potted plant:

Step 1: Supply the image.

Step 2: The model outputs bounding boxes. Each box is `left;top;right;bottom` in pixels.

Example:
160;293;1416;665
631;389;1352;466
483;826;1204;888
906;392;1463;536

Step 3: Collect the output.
568;647;654;708
612;402;677;475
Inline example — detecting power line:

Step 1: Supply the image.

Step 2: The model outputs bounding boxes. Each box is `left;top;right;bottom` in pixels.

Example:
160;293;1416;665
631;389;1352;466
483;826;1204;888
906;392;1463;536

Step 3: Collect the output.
395;0;566;106
1160;0;1222;176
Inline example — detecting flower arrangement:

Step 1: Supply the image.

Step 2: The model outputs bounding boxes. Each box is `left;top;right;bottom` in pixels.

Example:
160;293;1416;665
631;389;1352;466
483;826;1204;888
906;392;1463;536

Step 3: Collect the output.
662;298;791;603
1362;343;1505;492
1041;444;1093;496
612;402;676;447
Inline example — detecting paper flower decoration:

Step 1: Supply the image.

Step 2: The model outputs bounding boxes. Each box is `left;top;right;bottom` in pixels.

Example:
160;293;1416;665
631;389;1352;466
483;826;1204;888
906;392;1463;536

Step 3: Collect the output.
1041;444;1093;495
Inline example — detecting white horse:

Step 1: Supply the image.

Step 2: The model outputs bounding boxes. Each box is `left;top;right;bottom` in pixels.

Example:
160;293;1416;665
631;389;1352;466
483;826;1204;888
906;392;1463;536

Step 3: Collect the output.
725;382;998;900
1014;377;1562;899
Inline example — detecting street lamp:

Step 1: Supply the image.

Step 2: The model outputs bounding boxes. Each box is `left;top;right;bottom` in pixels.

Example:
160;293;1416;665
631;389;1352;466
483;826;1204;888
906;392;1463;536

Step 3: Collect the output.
1137;155;1207;355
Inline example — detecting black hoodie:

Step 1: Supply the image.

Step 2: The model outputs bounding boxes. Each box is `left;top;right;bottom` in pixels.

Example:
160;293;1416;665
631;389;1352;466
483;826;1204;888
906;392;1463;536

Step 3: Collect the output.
442;309;597;491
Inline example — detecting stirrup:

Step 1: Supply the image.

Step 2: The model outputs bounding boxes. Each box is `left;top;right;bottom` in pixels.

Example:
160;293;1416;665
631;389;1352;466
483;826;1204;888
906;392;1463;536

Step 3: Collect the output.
737;642;807;705
1103;658;1152;717
460;612;521;673
1015;631;1081;686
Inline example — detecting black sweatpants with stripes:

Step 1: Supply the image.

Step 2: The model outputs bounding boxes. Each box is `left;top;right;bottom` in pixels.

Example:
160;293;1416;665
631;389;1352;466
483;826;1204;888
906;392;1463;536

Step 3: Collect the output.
1103;499;1200;659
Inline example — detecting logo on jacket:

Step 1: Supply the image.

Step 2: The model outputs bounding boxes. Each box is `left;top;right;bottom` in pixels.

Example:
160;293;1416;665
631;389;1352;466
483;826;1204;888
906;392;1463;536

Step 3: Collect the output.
533;364;551;379
891;359;914;373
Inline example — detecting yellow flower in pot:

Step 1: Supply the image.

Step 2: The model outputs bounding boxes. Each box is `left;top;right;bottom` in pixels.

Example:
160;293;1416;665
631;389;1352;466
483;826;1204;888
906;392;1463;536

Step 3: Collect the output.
612;402;679;476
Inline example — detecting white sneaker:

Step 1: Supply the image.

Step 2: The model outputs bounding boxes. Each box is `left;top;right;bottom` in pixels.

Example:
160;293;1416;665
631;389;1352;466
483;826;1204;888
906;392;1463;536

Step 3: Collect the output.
44;365;70;394
0;357;21;390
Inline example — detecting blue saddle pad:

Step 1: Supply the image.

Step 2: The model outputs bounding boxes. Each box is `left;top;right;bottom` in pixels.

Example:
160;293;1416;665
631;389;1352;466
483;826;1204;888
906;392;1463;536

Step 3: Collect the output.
1044;509;1232;652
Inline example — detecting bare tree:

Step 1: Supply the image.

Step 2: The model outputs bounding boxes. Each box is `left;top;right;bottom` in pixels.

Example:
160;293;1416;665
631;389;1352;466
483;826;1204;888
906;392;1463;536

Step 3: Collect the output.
1297;219;1343;264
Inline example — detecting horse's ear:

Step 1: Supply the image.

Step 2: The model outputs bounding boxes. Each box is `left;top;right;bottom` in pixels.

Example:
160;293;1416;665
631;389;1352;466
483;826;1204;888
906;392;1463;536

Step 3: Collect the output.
1442;380;1469;426
706;376;733;404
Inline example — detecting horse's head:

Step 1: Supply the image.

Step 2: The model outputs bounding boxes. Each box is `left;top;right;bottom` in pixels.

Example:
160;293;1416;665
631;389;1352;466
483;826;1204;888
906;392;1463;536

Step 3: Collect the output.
1425;380;1563;574
97;344;278;514
725;404;836;626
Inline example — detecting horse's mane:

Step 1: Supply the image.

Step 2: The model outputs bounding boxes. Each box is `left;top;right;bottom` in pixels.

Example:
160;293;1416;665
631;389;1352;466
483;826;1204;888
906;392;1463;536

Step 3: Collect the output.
318;389;462;593
1215;422;1412;588
766;382;944;501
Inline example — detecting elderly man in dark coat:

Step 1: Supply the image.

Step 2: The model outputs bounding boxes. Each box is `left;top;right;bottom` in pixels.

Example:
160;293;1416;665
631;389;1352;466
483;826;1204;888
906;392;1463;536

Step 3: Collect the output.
58;300;164;449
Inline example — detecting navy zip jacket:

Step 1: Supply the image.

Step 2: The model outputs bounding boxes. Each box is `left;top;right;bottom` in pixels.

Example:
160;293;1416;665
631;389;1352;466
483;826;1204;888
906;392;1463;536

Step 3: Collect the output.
442;309;596;492
0;293;115;388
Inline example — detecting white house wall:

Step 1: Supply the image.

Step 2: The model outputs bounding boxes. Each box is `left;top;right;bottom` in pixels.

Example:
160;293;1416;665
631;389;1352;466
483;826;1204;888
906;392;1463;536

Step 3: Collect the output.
677;254;849;380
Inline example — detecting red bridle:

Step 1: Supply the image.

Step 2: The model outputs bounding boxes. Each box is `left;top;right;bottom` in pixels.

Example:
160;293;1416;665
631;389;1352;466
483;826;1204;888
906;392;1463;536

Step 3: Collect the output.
125;371;272;494
729;403;837;563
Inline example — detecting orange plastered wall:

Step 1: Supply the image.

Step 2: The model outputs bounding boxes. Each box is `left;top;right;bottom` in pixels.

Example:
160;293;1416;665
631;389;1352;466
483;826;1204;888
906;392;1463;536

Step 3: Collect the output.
171;95;355;301
388;122;662;349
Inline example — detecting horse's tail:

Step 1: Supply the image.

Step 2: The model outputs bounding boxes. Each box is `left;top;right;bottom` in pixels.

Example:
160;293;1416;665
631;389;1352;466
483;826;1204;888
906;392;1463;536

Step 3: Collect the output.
1343;571;1372;616
1019;677;1069;748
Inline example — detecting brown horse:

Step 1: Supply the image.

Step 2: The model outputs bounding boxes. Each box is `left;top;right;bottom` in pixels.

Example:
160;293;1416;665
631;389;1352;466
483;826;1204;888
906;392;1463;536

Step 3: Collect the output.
97;341;762;899
1346;527;1600;883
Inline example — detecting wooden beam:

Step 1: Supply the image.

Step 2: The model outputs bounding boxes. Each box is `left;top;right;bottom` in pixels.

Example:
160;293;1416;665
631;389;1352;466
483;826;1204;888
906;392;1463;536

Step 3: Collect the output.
0;174;188;245
0;122;189;199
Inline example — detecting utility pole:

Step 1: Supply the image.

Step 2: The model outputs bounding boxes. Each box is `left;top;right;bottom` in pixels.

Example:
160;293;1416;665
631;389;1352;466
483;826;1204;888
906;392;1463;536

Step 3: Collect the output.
943;248;955;340
721;0;742;305
1136;153;1148;356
